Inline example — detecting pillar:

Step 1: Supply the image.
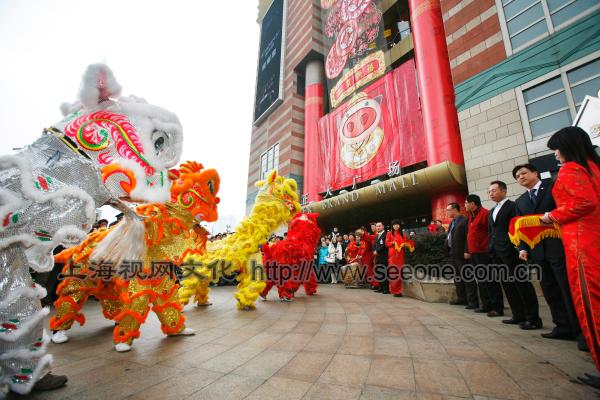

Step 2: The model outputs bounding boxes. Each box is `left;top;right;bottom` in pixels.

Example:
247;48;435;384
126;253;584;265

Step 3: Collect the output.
303;60;325;203
408;0;466;221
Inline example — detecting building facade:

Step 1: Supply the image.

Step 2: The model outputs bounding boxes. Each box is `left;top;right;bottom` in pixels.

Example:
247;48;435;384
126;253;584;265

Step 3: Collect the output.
247;0;600;229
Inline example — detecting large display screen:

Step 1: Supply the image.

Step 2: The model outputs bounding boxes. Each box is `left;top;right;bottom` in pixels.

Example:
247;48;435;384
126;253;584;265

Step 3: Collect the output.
254;0;285;125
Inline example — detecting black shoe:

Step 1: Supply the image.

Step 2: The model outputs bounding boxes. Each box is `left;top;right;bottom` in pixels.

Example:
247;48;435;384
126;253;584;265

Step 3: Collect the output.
502;318;525;325
449;300;467;305
474;308;490;313
519;320;543;330
373;288;382;293
577;373;600;389
578;334;590;352
465;304;478;310
393;293;403;297
540;330;575;340
487;310;503;317
381;290;390;294
33;373;68;391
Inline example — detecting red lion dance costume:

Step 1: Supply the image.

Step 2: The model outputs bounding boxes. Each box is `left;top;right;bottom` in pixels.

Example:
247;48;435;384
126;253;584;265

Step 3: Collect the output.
260;213;321;301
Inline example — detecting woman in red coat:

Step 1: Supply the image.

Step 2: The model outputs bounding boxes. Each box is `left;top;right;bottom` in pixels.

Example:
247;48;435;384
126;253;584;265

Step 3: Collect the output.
541;127;600;388
362;223;379;289
385;219;410;297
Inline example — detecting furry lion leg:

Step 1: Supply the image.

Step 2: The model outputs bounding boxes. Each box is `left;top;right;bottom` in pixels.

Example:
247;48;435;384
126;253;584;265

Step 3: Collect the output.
194;279;211;305
234;272;266;310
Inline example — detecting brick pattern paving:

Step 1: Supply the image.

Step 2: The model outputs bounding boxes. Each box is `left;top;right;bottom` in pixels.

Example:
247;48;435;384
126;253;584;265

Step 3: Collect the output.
12;286;598;400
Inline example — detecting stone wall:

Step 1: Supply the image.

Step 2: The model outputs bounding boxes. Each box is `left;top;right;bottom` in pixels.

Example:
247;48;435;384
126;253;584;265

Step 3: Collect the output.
458;89;529;209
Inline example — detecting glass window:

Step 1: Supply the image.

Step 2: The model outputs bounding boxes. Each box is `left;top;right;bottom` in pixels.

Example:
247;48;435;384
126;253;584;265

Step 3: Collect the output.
525;91;569;119
510;20;548;49
507;3;545;34
550;0;599;27
504;0;540;20
529;109;572;136
523;76;563;103
568;58;600;108
260;143;280;180
523;56;600;138
501;0;599;53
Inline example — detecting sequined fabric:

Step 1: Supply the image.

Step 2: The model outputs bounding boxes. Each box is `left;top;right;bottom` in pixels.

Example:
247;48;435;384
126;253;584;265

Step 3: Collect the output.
0;134;110;395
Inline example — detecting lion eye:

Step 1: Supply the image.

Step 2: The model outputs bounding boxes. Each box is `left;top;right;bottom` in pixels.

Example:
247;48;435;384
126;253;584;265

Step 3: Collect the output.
207;179;215;195
154;136;165;151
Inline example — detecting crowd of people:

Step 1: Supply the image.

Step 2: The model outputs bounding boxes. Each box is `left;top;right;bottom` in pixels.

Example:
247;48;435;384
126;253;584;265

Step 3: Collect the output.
287;220;415;297
445;127;600;388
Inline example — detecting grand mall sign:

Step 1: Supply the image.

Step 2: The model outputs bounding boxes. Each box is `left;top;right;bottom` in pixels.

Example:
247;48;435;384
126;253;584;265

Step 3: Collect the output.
301;161;466;219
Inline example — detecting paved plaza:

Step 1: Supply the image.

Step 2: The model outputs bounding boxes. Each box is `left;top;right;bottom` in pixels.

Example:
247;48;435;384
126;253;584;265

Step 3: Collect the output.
13;285;599;400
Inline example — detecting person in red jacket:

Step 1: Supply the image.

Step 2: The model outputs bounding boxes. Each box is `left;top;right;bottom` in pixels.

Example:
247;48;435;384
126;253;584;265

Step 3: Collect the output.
385;219;412;297
464;194;503;315
343;232;368;287
361;223;378;289
540;127;600;388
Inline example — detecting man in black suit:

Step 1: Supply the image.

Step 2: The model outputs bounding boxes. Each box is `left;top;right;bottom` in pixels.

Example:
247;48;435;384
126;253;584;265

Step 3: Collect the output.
513;164;582;339
445;202;478;308
372;221;389;294
488;180;541;326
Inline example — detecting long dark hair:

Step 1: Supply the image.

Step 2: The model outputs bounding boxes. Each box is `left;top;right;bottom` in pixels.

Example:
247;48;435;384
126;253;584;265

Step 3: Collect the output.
547;127;600;173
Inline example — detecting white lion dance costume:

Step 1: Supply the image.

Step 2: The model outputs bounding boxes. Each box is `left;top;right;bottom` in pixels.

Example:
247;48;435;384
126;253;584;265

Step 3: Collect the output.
0;64;183;395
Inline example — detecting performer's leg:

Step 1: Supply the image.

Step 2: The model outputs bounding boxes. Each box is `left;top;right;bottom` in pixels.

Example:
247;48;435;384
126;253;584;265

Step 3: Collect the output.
194;279;212;306
113;279;152;347
152;277;187;335
304;270;318;296
97;281;123;321
234;271;266;310
50;278;97;332
261;281;275;299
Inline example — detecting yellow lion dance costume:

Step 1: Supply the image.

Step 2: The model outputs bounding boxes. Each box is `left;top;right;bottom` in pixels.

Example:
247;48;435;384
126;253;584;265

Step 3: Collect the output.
179;170;301;310
49;161;220;352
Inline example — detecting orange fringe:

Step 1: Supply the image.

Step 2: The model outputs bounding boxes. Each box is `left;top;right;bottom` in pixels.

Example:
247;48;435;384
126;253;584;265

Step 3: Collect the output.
160;315;185;336
114;308;150;325
49;312;86;330
509;215;561;248
113;327;140;343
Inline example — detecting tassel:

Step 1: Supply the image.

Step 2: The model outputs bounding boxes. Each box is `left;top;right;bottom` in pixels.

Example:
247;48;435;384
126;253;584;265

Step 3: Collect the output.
90;213;146;270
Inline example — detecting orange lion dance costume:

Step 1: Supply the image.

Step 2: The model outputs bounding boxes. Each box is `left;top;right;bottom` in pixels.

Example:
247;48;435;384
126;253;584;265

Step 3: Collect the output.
49;161;220;352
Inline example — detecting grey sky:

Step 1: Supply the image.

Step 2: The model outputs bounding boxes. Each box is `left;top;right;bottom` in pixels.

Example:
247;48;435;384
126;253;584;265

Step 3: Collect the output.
0;0;260;231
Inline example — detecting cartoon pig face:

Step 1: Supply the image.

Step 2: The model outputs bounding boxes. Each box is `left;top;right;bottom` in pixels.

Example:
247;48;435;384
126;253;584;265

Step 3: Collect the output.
340;94;382;146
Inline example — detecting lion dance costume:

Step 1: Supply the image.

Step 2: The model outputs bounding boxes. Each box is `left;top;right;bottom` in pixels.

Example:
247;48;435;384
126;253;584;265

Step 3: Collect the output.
178;170;301;310
260;213;321;301
50;161;219;352
0;64;183;394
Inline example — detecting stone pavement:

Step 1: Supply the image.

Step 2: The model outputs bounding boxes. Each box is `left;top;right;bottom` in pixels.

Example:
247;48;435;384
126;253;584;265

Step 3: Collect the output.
12;285;599;400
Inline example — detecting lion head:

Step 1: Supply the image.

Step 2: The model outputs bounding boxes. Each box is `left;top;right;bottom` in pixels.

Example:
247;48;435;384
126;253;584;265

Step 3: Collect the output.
51;64;183;203
255;170;301;216
169;161;220;222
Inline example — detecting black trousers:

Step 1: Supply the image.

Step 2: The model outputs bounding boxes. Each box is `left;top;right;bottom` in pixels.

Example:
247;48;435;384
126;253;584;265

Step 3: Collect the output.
492;251;540;322
537;257;581;336
452;256;479;306
375;256;388;292
471;253;503;312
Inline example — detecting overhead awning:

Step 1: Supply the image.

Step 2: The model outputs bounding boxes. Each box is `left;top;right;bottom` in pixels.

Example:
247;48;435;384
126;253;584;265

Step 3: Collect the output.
302;161;466;228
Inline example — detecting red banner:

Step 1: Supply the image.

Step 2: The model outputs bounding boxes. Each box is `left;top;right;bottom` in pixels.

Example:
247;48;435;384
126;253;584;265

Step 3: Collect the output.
314;60;426;194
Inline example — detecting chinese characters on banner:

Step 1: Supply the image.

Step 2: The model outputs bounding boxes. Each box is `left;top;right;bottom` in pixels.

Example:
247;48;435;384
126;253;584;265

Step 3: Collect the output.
314;60;426;194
